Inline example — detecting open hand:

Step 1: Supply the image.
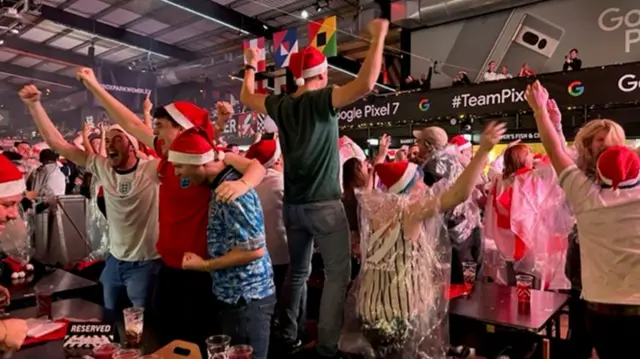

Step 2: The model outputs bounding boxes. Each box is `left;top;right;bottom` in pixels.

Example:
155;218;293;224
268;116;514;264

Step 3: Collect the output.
479;121;507;152
182;252;206;271
379;134;391;154
76;67;98;85
525;80;549;114
215;179;250;203
18;85;41;105
547;99;561;127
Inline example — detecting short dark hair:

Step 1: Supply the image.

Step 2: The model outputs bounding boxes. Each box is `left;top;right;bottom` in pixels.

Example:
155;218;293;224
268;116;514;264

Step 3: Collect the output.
39;148;59;164
570;48;579;54
14;141;29;147
2;151;23;161
227;144;239;149
152;107;181;127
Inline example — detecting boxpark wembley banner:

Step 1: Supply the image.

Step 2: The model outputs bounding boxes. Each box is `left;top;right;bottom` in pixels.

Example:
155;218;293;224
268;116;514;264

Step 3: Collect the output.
338;62;640;126
94;64;156;113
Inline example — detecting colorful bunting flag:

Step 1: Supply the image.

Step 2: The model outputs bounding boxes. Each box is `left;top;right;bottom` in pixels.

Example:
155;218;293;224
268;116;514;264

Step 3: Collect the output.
384;55;402;87
273;28;299;68
255;78;270;94
242;37;266;72
308;16;337;57
274;76;287;95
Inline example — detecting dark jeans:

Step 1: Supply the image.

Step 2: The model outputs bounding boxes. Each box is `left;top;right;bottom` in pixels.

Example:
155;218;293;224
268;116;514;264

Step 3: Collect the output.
281;200;351;356
214;294;276;359
586;304;640;359
273;264;307;337
99;255;161;311
150;264;215;350
567;290;592;358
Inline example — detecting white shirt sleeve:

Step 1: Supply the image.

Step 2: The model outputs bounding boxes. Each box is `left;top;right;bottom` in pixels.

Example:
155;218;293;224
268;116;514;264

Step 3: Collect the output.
558;165;599;214
48;170;67;196
85;155;109;182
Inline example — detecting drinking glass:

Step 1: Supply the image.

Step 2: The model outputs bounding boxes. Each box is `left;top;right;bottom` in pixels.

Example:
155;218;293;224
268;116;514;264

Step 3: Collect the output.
93;343;121;359
113;348;141;359
516;274;534;303
462;261;477;289
210;354;227;359
123;307;144;347
206;335;232;358
227;345;253;359
35;285;54;319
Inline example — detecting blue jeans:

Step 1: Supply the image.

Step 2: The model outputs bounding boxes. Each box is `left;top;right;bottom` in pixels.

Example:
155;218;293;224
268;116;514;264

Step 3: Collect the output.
281;200;351;356
100;255;161;311
215;294;276;359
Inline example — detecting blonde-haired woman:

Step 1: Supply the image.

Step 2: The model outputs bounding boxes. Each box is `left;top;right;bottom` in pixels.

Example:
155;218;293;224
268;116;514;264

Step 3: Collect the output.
573;119;625;176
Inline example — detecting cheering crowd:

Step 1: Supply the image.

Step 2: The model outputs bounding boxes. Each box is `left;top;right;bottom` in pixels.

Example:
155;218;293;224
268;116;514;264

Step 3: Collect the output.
0;17;639;359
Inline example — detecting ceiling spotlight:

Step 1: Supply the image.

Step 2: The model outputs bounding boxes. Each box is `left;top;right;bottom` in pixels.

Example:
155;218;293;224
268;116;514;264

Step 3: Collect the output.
301;10;309;19
0;40;4;45
10;28;19;34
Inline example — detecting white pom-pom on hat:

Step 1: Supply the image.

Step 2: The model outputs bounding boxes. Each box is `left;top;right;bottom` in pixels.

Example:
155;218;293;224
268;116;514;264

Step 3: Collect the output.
295;78;305;86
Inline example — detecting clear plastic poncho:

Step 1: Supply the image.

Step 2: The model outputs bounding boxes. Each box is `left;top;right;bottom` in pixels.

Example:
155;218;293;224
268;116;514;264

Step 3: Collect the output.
1;208;35;270
339;136;367;192
340;185;451;359
85;178;109;261
483;162;574;290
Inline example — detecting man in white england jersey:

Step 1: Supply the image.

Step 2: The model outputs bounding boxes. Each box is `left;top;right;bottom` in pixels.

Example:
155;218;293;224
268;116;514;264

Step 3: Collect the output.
19;85;160;311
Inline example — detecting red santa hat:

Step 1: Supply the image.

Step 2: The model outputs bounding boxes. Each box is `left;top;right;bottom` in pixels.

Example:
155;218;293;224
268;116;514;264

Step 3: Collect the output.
375;161;418;194
0;154;25;198
168;129;225;165
289;47;328;86
597;145;640;189
245;139;281;168
448;135;471;151
162;101;214;141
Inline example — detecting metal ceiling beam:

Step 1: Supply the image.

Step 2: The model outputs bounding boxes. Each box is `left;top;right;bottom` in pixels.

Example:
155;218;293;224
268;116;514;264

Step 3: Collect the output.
39;5;198;61
0;63;79;89
2;37;94;67
158;0;363;73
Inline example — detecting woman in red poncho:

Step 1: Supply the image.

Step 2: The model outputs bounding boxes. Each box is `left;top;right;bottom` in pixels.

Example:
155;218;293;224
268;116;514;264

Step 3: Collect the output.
483;144;572;290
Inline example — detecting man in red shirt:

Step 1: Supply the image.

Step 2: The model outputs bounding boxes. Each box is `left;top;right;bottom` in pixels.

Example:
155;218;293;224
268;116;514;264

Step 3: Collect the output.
76;68;266;346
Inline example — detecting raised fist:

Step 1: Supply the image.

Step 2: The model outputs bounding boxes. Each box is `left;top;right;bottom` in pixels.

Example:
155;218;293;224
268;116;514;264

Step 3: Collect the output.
216;101;234;118
76;67;98;85
368;19;389;40
18;85;41;105
244;48;260;67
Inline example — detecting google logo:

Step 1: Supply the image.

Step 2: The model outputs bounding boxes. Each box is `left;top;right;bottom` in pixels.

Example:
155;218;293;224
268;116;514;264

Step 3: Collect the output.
418;99;430;111
567;81;584;97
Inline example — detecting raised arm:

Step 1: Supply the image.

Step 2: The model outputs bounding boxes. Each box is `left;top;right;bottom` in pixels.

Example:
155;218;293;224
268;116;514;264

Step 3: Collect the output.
215;153;266;203
439;121;506;213
366;134;390;190
19;85;89;167
76;68;154;148
240;48;268;114
331;19;388;109
81;122;95;155
142;92;153;129
525;81;575;174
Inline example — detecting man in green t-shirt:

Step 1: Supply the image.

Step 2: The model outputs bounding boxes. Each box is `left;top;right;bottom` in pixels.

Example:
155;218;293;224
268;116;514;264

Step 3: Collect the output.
240;19;389;358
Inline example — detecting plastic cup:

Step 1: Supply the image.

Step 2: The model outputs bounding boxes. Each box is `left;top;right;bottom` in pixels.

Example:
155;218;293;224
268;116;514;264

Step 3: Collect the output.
206;335;232;358
123;307;144;347
516;274;534;303
113;348;141;359
227;345;253;359
93;343;121;359
462;261;477;289
35;285;54;319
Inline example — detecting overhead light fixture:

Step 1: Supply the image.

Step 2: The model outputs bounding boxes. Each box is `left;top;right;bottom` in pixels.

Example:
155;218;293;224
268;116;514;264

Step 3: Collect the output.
158;0;249;35
0;40;4;45
9;28;19;34
301;10;309;19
